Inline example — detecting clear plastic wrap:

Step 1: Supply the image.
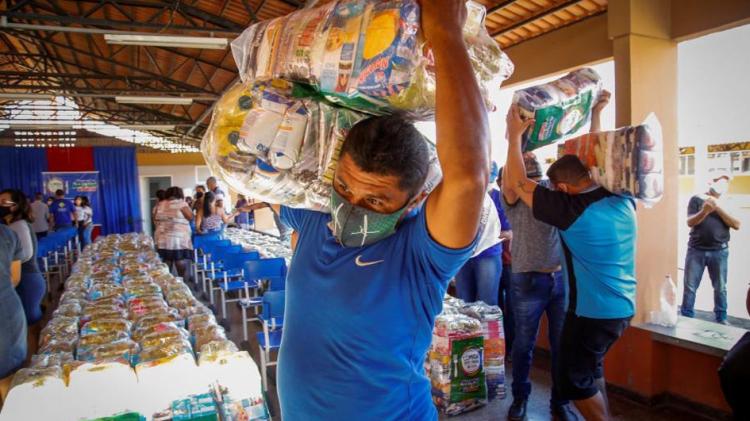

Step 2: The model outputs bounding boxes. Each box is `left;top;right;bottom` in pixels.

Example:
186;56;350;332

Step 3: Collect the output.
131;321;186;342
560;113;664;206
136;339;193;368
514;67;601;151
30;352;75;368
231;0;513;118
459;301;506;400
197;340;240;364
78;330;131;348
80;318;132;336
76;340;139;365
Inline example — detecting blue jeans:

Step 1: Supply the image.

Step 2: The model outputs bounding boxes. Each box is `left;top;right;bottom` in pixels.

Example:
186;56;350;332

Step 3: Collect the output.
498;264;514;356
681;247;728;321
454;255;502;305
78;224;93;248
510;271;568;407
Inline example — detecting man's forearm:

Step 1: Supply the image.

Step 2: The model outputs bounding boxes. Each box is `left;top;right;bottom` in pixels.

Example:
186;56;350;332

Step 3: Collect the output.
687;211;709;227
590;113;602;133
715;207;741;230
432;36;489;186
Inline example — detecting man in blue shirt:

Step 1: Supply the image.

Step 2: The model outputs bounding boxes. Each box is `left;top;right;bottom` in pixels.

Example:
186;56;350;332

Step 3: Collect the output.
50;189;76;230
272;2;490;419
504;105;637;421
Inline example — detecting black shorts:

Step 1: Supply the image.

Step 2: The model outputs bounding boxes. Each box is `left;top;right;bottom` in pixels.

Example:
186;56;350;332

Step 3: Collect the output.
557;312;631;400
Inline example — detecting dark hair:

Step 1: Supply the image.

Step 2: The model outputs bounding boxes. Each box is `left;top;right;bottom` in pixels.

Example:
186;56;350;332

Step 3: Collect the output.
35;192;43;200
195;191;204;200
155;189;166;201
547;155;590;185
166;186;184;200
78;196;91;208
202;191;215;217
55;189;65;196
195;185;206;192
340;115;429;196
1;189;34;223
206;177;217;184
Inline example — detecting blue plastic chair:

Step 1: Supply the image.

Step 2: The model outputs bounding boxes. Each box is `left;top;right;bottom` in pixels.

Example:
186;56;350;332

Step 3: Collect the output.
196;239;232;293
239;258;287;341
211;251;261;321
256;290;285;392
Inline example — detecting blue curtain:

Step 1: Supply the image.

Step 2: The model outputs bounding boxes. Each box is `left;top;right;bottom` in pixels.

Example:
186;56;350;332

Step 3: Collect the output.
94;147;142;235
0;147;48;197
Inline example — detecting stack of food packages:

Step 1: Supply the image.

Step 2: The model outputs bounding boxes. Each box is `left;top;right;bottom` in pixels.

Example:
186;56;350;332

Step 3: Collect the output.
427;297;506;416
7;234;269;421
560;113;664;206
223;228;293;260
513;67;602;152
203;0;513;209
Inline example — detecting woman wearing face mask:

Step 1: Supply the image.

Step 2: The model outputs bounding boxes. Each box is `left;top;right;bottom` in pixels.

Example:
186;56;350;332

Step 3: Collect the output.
0;189;45;359
74;196;94;248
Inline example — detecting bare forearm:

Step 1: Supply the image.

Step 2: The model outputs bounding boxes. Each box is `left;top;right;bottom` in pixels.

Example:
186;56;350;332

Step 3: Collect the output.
590;113;602;133
715;207;741;230
433;36;489;188
687;211;709;227
507;137;535;206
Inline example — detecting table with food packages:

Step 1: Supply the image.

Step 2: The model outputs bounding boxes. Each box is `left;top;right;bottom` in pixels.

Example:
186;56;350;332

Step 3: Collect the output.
223;228;292;262
0;233;269;421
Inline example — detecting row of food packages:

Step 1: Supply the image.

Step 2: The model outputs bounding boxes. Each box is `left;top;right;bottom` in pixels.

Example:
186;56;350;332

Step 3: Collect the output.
10;234;239;392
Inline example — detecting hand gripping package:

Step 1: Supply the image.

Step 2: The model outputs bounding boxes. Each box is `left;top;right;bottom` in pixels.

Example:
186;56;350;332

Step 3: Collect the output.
560;113;664;206
231;0;513;118
513;67;601;151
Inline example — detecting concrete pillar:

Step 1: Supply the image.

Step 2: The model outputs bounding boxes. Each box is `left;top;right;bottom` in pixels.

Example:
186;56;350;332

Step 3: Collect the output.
609;0;679;323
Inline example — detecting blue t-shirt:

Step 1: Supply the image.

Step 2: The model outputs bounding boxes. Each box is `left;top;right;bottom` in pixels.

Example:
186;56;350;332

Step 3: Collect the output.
533;186;637;319
51;199;76;226
278;207;477;421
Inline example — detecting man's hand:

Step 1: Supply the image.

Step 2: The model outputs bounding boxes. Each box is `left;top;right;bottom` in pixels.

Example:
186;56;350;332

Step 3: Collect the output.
419;0;466;46
703;197;717;213
590;89;610;133
506;104;535;143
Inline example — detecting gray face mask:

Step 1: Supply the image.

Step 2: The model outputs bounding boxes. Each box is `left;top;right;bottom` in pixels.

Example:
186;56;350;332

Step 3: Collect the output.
329;188;409;248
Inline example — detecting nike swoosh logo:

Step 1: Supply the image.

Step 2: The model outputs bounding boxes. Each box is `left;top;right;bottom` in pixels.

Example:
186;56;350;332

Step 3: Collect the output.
355;255;384;267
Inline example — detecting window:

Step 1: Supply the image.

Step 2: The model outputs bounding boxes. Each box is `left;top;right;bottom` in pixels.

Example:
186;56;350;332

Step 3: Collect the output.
679;155;695;175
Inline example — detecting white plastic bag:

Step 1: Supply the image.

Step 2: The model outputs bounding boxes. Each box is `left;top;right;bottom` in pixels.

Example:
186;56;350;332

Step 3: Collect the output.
647;275;678;327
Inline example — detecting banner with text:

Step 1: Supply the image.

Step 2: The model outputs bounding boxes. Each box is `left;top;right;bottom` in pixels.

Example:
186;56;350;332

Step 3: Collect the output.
42;171;103;225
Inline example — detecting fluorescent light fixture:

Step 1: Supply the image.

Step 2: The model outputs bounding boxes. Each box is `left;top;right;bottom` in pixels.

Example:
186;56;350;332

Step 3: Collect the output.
104;34;228;49
115;96;193;105
120;124;176;131
8;123;75;130
0;93;56;101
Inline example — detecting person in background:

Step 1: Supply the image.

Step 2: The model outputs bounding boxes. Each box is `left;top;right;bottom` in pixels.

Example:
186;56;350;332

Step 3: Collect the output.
45;197;54;207
193;191;204;213
0;189;45;359
234;194;253;230
154;187;194;284
74;196;94;248
718;284;750;420
152;189;167;242
0;223;25;401
50;189;76;230
496;167;514;357
502;154;575;421
195;185;206;196
454;162;504;305
504;102;636;421
206;176;226;198
681;174;741;325
185;196;194;209
30;193;50;239
195;191;236;235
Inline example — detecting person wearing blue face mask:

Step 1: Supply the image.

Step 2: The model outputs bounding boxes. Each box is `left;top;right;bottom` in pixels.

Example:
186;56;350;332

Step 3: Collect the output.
266;2;490;419
681;174;741;324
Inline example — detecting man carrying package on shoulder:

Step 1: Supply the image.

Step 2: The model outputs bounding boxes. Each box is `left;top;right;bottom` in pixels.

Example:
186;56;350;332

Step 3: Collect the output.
269;1;490;419
504;104;637;421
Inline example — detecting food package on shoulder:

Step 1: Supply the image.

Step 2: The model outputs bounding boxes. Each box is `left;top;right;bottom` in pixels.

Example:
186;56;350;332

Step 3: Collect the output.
513;67;601;151
560;113;664;206
231;0;512;118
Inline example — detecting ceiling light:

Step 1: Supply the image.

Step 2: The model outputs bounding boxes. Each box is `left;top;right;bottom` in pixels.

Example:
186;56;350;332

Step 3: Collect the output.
0;93;56;101
104;34;228;49
120;124;176;131
115;96;193;105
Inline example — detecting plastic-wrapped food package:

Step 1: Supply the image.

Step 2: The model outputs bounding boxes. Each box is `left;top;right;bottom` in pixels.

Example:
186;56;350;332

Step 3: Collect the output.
77;340;139;365
560;113;663;206
40;336;78;355
430;313;487;415
193;324;228;350
514;68;601;151
231;0;512;118
134;312;185;331
80;319;132;337
78;330;131;348
9;367;64;390
187;313;218;331
139;329;190;350
459;302;506;400
136;339;193;368
197;340;240;364
30;352;75;368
